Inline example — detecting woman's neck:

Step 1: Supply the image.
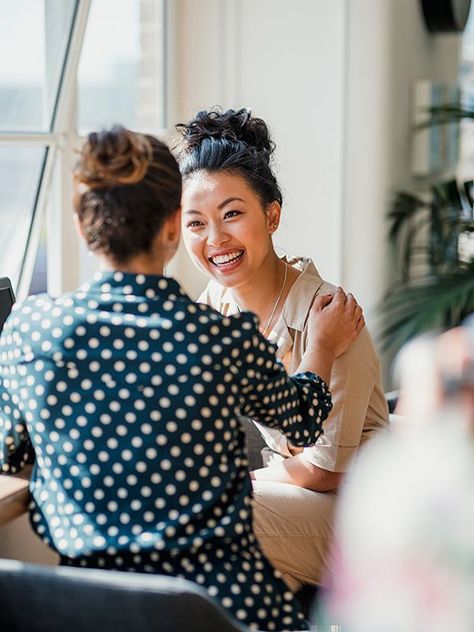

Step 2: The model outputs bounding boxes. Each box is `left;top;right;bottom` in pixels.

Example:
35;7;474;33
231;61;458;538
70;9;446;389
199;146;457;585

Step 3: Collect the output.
230;253;297;333
100;253;166;276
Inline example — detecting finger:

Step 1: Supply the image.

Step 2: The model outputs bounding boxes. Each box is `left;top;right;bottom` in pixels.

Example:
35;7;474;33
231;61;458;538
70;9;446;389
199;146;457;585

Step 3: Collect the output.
345;292;360;314
333;287;346;303
353;304;363;321
313;293;333;310
356;315;365;332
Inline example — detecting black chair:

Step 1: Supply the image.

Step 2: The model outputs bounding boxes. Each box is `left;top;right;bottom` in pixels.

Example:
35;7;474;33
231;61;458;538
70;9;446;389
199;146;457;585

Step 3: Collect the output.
0;558;248;632
384;390;399;414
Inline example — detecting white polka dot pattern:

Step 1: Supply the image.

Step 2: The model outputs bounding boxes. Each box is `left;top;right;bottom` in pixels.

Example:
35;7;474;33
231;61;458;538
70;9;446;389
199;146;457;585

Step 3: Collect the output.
0;272;332;631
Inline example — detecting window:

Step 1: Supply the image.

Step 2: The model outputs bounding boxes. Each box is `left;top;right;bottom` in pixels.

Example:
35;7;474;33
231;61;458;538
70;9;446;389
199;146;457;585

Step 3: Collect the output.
0;0;77;131
0;146;47;285
0;0;79;295
78;0;165;133
0;0;167;299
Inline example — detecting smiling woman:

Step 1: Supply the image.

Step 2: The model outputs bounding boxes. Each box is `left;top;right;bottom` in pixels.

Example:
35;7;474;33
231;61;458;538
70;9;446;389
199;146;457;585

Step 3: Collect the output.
176;108;388;591
177;110;297;337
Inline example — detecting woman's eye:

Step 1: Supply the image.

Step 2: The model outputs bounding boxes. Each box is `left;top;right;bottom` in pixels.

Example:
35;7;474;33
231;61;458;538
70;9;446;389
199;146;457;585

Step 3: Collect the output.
224;210;241;219
186;221;204;229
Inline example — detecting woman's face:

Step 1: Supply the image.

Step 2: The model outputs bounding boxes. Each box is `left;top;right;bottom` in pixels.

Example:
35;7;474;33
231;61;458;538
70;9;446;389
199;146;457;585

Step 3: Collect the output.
181;171;277;289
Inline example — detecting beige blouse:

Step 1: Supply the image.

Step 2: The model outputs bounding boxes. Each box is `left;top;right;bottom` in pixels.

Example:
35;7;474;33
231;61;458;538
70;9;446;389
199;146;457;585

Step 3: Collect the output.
198;256;389;472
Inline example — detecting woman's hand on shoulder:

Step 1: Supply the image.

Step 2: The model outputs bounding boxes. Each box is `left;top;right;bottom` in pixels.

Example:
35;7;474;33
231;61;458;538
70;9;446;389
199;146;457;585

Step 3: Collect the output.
307;288;364;358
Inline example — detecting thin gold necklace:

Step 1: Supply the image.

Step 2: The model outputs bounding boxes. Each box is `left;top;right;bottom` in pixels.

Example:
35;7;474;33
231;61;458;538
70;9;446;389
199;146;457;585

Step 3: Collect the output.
261;263;288;336
234;264;288;336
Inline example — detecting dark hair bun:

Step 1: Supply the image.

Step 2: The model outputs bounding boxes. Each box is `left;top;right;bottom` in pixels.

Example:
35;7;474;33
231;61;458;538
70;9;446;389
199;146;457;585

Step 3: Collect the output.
75;125;152;189
177;108;275;155
176;108;282;207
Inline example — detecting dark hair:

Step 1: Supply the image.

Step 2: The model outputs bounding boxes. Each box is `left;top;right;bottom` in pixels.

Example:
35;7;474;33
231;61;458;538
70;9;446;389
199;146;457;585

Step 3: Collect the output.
175;108;282;207
73;125;182;263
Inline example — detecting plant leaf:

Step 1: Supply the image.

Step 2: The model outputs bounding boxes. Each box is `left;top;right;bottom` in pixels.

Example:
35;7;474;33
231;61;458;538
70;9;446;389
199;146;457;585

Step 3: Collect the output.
379;267;474;352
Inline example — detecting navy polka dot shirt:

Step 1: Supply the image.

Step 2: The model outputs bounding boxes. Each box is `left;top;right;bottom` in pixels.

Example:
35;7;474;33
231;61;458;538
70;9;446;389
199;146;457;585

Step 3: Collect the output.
0;272;332;630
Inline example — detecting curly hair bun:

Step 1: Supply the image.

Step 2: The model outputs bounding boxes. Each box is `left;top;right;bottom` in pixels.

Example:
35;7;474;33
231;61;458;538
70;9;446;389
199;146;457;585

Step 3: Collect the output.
177;108;275;155
75;125;152;189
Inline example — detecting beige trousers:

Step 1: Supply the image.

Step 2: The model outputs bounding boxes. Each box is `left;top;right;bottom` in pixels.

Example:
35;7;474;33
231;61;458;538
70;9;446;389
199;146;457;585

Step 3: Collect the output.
251;481;337;592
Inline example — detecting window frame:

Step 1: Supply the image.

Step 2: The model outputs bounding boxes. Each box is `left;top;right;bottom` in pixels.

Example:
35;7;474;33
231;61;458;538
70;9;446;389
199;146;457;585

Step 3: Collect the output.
0;0;91;299
0;0;173;299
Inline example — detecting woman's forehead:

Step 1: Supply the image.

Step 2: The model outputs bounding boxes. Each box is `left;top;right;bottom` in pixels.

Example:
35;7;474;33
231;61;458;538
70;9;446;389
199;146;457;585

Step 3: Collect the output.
182;171;258;207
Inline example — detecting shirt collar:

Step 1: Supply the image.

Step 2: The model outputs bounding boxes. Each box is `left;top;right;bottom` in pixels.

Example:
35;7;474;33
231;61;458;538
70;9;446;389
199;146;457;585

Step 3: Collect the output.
214;255;323;354
265;256;323;356
81;271;186;301
278;255;324;332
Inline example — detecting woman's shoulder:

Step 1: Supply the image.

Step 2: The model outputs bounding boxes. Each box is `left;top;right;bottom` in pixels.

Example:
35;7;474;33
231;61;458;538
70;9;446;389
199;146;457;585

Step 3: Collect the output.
287;256;357;309
282;257;329;327
6;292;55;325
285;256;328;295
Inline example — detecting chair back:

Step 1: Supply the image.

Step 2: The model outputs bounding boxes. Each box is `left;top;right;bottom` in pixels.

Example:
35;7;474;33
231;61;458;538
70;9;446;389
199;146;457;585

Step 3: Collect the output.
0;558;247;632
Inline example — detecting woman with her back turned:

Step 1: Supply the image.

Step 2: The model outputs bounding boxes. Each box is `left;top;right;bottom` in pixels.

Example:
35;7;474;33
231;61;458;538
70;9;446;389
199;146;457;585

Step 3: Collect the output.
0;126;363;630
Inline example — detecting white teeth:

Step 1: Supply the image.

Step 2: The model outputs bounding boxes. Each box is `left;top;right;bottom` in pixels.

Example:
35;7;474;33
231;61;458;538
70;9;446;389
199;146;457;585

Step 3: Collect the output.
211;251;243;265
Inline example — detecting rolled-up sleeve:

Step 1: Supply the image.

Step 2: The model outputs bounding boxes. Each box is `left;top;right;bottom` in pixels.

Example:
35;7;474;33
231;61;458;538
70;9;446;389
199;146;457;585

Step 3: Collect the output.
301;327;384;472
237;313;332;447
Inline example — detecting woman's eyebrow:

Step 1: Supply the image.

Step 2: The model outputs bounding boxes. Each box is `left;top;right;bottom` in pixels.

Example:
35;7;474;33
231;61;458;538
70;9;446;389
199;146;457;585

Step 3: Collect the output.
184;197;246;215
217;197;246;209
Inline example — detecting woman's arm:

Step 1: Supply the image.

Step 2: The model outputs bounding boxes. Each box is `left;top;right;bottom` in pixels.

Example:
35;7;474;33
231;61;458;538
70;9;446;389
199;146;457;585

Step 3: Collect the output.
239;355;332;449
297;288;364;382
238;290;364;448
0;319;34;475
251;456;342;492
252;323;385;492
0;374;33;475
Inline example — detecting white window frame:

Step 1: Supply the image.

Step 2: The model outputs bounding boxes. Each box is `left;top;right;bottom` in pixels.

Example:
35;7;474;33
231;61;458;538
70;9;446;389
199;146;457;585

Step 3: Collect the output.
0;0;91;299
0;0;174;300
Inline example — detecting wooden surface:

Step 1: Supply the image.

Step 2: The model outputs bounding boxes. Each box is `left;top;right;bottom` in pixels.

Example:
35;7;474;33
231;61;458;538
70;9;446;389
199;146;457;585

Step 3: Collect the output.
0;467;31;526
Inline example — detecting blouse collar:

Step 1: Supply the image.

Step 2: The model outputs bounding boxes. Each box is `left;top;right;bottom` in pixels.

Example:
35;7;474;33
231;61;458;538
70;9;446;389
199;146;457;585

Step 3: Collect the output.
79;271;186;301
266;256;323;356
278;255;324;333
213;256;324;356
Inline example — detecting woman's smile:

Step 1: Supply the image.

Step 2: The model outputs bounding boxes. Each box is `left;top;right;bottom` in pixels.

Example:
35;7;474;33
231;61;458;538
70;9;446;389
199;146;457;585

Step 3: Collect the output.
208;249;245;271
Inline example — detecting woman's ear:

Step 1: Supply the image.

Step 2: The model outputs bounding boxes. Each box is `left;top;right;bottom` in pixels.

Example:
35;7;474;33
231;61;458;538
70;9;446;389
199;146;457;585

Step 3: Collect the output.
266;201;282;234
163;207;182;252
73;213;87;243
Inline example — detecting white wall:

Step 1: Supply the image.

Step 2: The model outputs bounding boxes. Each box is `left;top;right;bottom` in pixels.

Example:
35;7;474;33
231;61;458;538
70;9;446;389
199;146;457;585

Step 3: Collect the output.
343;0;460;319
171;0;347;300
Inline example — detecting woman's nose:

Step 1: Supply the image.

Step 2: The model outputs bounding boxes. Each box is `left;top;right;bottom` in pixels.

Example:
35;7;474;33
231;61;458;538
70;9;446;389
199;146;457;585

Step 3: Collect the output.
207;223;230;247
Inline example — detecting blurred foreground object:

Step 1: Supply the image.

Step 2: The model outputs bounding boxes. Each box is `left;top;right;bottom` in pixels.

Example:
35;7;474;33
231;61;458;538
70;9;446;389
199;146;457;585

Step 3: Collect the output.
325;319;474;632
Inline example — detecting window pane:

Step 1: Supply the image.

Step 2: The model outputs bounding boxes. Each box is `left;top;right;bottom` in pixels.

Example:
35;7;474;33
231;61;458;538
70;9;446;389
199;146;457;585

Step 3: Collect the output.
460;8;474;182
29;222;48;296
0;147;47;288
78;0;165;134
0;0;77;132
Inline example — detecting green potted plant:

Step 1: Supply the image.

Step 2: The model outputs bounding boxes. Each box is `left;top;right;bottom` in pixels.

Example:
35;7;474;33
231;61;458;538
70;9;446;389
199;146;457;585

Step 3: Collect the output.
381;106;474;353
